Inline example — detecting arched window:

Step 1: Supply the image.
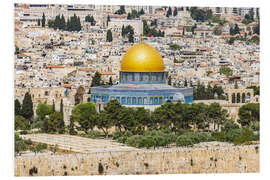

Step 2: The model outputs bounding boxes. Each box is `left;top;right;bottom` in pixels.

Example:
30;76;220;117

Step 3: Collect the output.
237;93;241;103
132;97;137;105
127;97;131;104
232;93;236;103
154;97;158;105
149;97;153;104
121;97;126;104
138;97;142;104
159;97;163;104
143;97;147;104
242;93;246;103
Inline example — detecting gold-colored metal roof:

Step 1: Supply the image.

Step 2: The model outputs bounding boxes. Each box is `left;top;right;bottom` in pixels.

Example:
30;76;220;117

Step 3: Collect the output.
120;42;165;72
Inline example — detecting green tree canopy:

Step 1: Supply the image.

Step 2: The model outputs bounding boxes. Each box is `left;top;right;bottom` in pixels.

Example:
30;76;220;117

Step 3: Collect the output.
106;29;113;42
15;99;21;116
238;103;260;127
42;13;46;27
91;71;102;87
47;112;65;134
72;102;97;133
21;92;34;120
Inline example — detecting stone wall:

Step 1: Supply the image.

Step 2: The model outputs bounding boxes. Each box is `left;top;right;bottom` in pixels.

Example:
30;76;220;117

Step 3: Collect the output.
14;145;259;176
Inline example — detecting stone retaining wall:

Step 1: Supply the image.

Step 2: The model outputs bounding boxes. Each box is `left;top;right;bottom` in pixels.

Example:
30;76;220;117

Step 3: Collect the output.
14;145;259;176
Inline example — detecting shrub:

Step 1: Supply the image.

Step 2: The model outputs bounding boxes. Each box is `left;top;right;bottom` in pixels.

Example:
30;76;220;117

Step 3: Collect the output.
153;135;167;147
112;131;123;140
126;135;142;147
183;132;211;144
24;138;33;145
98;163;104;174
233;128;255;145
116;136;128;143
176;135;194;147
138;136;155;148
222;120;239;132
80;130;102;138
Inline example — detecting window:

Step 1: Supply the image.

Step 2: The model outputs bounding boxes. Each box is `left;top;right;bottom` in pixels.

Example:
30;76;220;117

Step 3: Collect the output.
140;73;143;81
159;97;163;104
45;91;49;96
138;97;142;104
121;97;126;104
154;97;158;105
132;97;137;104
149;97;153;104
143;97;147;104
127;97;131;104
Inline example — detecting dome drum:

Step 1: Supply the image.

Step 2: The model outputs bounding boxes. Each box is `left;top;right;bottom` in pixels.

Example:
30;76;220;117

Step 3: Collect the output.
120;72;166;84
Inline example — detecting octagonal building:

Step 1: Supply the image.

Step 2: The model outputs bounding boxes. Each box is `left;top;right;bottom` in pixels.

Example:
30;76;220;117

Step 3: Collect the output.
90;42;193;110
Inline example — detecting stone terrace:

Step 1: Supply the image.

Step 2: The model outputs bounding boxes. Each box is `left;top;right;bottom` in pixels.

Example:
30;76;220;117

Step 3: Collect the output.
20;134;137;153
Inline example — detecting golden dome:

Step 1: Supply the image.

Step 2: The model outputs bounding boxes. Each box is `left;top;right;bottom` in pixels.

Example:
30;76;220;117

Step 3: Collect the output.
120;42;165;72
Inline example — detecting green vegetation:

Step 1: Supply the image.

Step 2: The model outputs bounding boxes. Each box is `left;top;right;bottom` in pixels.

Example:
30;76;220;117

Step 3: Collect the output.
85;15;96;25
174;59;185;63
121;25;134;43
106;29;113;42
166;7;172;17
71;102;97;133
247;86;260;96
143;20;164;37
15;133;48;155
91;71;102;87
193;83;226;100
50;14;82;32
41;13;45;27
190;7;213;22
21;92;34;121
238;103;260;127
219;67;233;77
169;44;181;51
15;115;30;130
230;24;240;35
114;5;126;15
242;14;254;25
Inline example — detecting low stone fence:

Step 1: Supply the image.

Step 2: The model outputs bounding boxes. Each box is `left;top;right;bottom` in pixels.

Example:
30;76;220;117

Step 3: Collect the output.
14;145;259;176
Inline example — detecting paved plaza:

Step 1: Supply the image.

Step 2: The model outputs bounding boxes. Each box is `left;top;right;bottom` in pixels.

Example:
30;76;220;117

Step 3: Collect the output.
20;134;137;153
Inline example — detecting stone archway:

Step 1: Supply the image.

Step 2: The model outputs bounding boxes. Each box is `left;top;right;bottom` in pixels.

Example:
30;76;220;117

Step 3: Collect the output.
236;93;241;103
74;86;85;105
232;93;236;103
242;93;246;103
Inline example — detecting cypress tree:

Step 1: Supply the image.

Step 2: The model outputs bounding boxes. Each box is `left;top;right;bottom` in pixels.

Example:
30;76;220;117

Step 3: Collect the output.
166;7;172;17
127;13;131;19
91;72;102;87
168;76;172;85
107;15;110;26
15;99;21;116
42;13;46;27
21;92;34;121
109;76;113;85
106;30;113;42
60;99;64;116
60;14;66;30
52;100;55;112
173;7;178;16
184;79;188;87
